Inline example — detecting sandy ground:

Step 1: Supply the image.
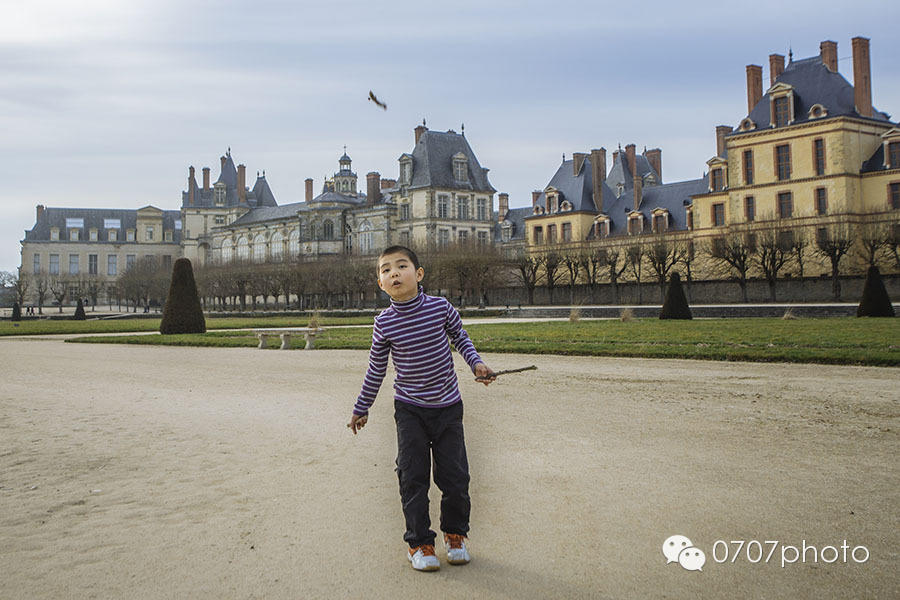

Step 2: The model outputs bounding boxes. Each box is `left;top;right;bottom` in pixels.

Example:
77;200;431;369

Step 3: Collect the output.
0;337;898;600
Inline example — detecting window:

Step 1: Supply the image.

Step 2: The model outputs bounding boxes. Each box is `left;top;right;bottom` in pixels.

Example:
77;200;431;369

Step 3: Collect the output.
628;216;643;235
66;218;84;229
49;254;59;275
890;182;900;209
145;226;154;241
399;203;410;220
815;188;828;215
437;195;449;219
126;254;135;270
89;229;98;241
745;196;756;222
777;230;795;251
595;221;610;237
214;216;225;225
400;231;410;246
237;238;249;260
214;185;225;206
477;231;488;246
108;255;117;276
221;240;233;263
477;198;487;221
816;227;829;246
712;203;725;227
69;254;79;275
438;229;450;248
453;159;467;181
457;196;469;220
109;229;118;242
357;222;372;255
889;142;900;169
547;224;557;244
69;229;80;241
88;254;98;275
686;210;694;230
711;168;724;192
562;222;572;242
814;139;826;176
104;219;120;229
162;255;172;271
164;230;173;242
458;230;468;243
533;226;543;245
653;215;667;233
746;233;757;251
253;235;266;262
33;254;40;274
50;228;59;241
323;220;334;240
778;192;793;218
774;96;790;127
400;160;412;184
127;230;135;242
743;150;754;185
712;237;726;258
775;145;791;181
271;232;284;261
68;285;79;300
289;230;300;257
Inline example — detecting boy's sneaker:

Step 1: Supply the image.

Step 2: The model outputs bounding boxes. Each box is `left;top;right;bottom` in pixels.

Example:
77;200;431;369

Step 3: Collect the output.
408;545;440;571
444;534;471;565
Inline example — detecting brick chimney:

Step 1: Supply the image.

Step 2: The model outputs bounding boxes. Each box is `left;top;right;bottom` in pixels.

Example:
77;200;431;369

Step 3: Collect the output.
498;193;509;222
237;164;246;204
645;148;661;182
414;123;428;144
305;178;313;202
532;191;541;206
746;64;763;113
220;155;226;172
573;152;587;176
820;40;838;72
202;167;210;191
625;144;636;176
852;36;873;118
715;126;732;158
381;178;396;190
769;54;784;86
366;172;381;206
188;166;195;205
633;174;642;212
36;204;45;221
590;148;606;213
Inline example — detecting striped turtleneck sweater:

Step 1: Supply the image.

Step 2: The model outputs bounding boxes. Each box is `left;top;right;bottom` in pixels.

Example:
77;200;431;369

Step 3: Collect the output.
353;289;482;416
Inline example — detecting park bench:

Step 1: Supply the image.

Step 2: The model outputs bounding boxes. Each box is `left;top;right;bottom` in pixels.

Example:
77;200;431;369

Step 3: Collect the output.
253;328;323;350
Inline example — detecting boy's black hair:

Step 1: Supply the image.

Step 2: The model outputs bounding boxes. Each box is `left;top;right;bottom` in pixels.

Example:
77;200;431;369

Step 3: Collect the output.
379;245;420;270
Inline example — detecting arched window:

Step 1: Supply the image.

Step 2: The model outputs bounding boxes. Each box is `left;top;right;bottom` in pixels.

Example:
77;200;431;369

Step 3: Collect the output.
270;231;284;261
289;229;300;258
237;237;249;261
253;234;266;262
222;238;233;263
323;220;334;240
359;220;373;255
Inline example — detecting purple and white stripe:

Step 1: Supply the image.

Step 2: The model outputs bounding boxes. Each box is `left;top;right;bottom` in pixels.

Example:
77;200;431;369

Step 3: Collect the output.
353;290;482;416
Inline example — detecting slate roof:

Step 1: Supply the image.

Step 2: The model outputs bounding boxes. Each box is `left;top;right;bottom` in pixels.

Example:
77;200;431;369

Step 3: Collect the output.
227;202;307;227
494;206;531;242
735;55;893;135
529;157;616;215
24;207;183;243
606;151;659;190
182;151;279;209
251;175;278;207
407;129;496;193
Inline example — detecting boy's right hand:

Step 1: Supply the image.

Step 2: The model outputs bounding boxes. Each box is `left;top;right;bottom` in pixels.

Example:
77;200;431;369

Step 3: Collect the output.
348;414;368;435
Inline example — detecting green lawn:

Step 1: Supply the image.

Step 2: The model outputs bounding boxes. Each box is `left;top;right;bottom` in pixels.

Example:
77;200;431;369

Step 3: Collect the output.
64;318;900;366
0;316;374;336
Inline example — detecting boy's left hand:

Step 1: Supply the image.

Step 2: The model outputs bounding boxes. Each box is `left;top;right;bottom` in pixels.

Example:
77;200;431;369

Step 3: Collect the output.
474;363;496;385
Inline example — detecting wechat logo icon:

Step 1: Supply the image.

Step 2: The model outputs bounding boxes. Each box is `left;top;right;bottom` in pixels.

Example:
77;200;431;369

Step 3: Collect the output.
663;534;706;572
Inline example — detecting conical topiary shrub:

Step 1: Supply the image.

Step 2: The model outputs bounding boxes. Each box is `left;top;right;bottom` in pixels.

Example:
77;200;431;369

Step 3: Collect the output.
857;265;895;317
660;272;692;320
160;258;206;334
12;302;21;321
74;299;86;320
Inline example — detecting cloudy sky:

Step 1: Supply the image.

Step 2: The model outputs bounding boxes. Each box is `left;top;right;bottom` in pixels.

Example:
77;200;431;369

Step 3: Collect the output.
2;0;899;273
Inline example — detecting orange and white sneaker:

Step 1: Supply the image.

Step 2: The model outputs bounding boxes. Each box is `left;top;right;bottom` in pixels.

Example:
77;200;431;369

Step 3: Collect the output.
443;534;471;565
408;544;440;571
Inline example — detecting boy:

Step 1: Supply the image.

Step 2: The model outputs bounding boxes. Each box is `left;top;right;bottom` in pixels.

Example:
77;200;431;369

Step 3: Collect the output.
348;246;495;572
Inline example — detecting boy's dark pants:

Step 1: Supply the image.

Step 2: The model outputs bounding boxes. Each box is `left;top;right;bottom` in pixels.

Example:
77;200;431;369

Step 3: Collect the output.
394;399;470;548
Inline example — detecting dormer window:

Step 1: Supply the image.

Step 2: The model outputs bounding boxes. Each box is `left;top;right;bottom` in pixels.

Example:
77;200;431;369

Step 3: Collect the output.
652;211;670;233
616;183;624;198
594;219;610;238
739;118;756;132
560;201;572;212
452;153;468;182
532;205;545;215
214;183;226;206
501;221;512;242
627;214;643;235
400;157;412;184
50;227;59;241
710;168;725;192
808;104;828;119
769;84;795;128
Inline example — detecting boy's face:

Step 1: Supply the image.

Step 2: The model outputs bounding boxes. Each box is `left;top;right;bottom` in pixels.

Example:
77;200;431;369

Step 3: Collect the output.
377;252;424;302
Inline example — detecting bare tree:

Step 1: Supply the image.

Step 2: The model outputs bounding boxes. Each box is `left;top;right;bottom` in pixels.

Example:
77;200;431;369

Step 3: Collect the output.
577;247;603;303
625;244;644;304
754;227;794;302
856;220;892;268
814;221;855;300
511;254;541;305
646;237;686;302
33;275;49;314
598;247;627;304
539;251;562;304
562;249;581;304
707;231;754;303
48;275;68;312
